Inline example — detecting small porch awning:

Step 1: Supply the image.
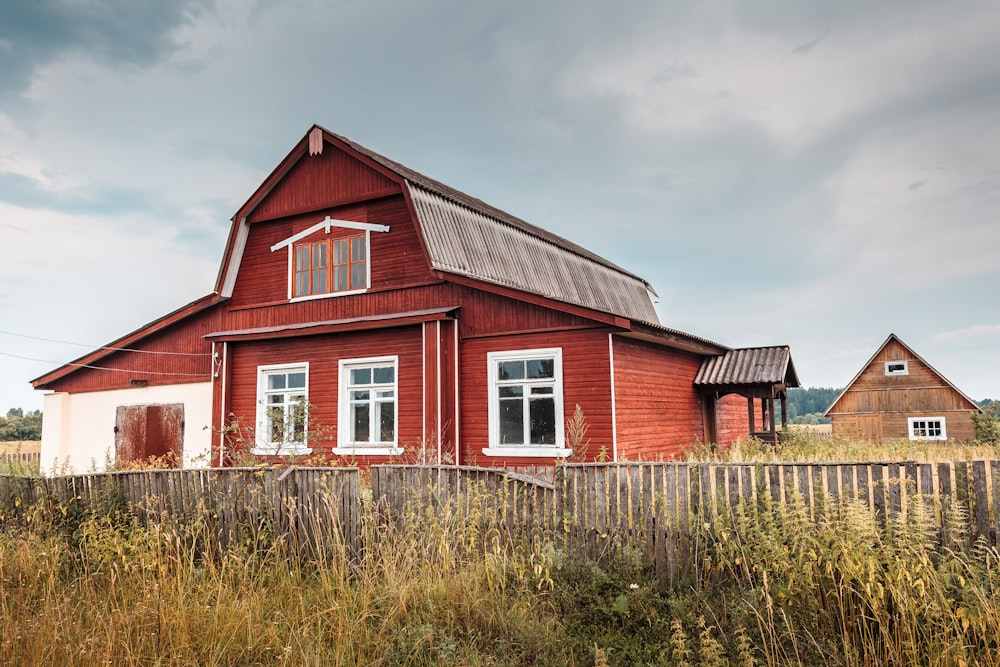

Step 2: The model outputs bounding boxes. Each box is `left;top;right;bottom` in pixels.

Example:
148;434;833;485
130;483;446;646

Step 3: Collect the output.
695;346;800;444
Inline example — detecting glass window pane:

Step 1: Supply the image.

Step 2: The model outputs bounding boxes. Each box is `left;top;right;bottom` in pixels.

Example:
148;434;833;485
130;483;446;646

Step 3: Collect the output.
268;394;283;405
351;390;370;401
268;374;286;390
373;366;394;384
334;266;348;291
527;358;554;379
351;368;371;385
296;272;309;296
352;404;369;442
499;360;524;381
334;239;347;264
529;397;556;445
287;372;306;389
499;398;523;445
530;386;553;395
379;401;395;442
377;389;394;399
499;386;523;398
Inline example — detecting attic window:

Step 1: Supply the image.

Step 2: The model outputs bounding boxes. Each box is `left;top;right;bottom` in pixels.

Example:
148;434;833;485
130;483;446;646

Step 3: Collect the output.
294;234;366;297
271;216;390;302
884;361;909;376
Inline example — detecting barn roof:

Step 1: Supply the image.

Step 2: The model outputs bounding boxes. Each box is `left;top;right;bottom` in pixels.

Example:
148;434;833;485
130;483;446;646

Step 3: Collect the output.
694;346;799;388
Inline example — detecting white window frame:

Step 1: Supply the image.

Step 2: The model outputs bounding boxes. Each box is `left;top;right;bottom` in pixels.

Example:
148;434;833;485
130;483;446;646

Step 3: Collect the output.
884;360;909;376
269;216;390;303
334;355;402;456
908;416;947;441
253;362;311;456
483;348;569;458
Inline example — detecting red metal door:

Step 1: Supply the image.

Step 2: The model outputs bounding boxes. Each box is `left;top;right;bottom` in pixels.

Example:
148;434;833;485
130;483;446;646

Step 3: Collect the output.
115;404;183;467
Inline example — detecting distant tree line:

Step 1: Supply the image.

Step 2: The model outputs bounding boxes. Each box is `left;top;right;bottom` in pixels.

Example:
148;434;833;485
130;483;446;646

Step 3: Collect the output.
783;387;842;424
0;408;42;441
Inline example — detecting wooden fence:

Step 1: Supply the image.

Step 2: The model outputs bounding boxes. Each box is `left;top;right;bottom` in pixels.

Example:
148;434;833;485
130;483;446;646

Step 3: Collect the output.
2;461;998;584
372;461;1000;583
0;467;361;560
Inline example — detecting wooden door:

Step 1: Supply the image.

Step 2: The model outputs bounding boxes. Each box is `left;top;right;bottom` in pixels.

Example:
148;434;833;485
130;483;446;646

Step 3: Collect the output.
115;404;184;467
857;414;883;443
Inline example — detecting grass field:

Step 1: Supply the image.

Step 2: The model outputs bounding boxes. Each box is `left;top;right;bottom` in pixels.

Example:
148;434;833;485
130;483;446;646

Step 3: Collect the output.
2;433;999;666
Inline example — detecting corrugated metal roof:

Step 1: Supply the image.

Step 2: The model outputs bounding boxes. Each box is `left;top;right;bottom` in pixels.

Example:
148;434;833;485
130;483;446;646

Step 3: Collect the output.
317;126;660;324
408;185;660;324
694;346;800;387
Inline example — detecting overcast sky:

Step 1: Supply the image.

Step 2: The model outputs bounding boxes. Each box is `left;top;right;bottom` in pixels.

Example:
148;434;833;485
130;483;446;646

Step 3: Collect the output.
1;0;998;413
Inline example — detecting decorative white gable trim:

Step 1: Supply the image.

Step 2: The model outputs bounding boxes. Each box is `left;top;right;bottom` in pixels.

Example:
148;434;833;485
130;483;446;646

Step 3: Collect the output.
270;216;390;252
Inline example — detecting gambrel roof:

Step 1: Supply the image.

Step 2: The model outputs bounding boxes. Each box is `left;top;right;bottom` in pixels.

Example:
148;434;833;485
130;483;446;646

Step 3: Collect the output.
222;125;661;325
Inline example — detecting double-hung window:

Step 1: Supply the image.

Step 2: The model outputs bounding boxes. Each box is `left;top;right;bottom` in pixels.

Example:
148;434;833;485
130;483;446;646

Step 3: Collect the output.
254;363;310;455
908;417;946;440
335;356;401;456
484;348;569;457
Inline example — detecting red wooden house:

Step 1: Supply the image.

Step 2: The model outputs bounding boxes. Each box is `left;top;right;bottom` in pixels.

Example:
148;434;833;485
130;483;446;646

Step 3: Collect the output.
32;126;798;472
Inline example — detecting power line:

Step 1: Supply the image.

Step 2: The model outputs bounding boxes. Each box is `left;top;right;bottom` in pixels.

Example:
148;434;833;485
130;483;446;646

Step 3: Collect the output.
0;329;213;356
0;351;211;377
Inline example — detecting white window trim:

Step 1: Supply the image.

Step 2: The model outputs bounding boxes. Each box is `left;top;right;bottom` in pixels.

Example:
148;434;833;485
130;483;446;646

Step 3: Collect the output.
271;216;390;302
908;416;947;441
252;362;312;456
885;360;909;376
483;347;569;458
334;355;402;456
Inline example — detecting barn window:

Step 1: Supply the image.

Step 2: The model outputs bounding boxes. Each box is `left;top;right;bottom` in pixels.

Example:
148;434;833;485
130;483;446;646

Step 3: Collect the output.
884;360;909;376
254;363;310;455
908;417;946;440
270;216;390;303
334;356;401;456
483;348;570;458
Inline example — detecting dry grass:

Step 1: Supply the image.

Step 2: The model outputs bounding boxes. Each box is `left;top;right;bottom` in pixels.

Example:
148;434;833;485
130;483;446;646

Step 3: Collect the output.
685;430;1000;464
4;434;1000;666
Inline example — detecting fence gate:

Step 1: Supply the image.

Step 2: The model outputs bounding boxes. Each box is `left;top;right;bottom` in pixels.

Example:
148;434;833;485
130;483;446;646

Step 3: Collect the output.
115;404;183;466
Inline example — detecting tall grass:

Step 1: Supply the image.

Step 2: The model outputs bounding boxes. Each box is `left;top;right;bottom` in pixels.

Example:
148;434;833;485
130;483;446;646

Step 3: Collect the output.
685;430;1000;464
4;444;1000;666
0;489;569;666
692;490;1000;666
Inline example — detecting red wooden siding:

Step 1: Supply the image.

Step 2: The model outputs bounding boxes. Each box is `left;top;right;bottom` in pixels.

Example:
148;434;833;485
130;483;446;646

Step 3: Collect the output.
248;144;400;223
612;336;705;459
221;326;423;464
715;394;751;446
231;197;434;309
455;284;603;338
41;305;223;394
421;319;458;460
459;329;614;467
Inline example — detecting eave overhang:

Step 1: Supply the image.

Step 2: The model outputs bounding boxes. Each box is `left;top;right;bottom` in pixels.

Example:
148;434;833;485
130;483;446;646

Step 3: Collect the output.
204;306;458;342
32;293;223;390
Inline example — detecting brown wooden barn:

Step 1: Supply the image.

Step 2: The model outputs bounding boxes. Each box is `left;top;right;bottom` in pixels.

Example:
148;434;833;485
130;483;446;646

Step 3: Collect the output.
32;125;798;472
824;334;982;443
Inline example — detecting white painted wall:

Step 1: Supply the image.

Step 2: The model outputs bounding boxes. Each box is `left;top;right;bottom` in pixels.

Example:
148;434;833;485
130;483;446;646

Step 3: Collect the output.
39;382;213;475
